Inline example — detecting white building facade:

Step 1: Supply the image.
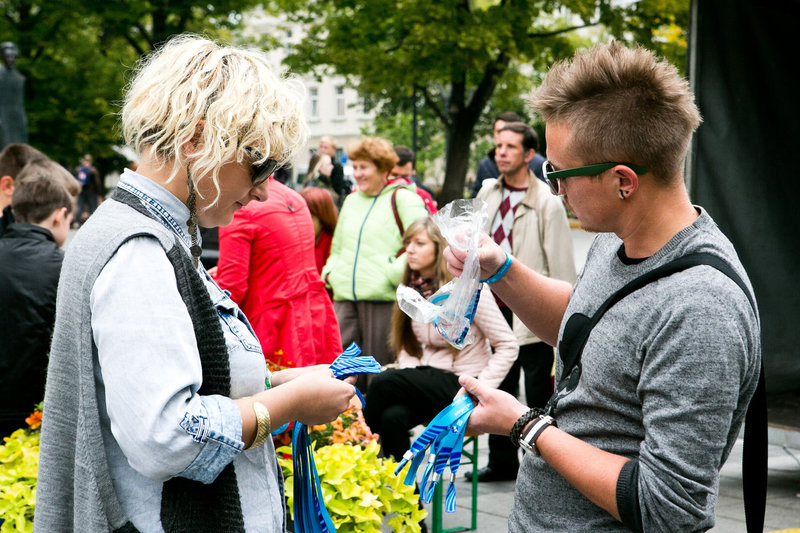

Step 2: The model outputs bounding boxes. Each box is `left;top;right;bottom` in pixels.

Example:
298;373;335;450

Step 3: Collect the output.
242;7;375;186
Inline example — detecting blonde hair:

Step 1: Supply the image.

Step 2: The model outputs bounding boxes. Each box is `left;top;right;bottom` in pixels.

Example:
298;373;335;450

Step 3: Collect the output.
121;34;308;205
390;217;453;359
529;42;702;184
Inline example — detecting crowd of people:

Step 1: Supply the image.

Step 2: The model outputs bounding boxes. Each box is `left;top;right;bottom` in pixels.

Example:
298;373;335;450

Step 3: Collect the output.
0;34;762;533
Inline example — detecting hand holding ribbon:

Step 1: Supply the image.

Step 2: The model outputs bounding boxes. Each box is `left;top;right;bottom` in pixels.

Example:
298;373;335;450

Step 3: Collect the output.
395;394;475;512
291;343;381;533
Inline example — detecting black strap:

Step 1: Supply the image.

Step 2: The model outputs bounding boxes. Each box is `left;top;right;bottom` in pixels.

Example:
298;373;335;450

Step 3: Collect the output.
551;251;765;533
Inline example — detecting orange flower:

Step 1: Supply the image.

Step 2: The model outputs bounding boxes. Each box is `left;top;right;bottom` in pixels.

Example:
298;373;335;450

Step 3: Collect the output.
25;410;42;430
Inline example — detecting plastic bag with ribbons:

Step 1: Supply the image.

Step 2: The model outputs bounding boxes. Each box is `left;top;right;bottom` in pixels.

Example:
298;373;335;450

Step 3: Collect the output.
396;199;488;349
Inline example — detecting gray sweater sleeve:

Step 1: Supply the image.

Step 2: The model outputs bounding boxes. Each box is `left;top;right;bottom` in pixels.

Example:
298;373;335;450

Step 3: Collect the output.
634;271;758;531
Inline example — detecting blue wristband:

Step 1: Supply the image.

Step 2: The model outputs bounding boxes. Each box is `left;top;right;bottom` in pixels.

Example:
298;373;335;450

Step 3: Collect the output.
480;252;512;284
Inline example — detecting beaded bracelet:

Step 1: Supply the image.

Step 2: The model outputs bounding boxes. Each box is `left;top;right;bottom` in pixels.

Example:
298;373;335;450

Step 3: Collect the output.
480;251;513;284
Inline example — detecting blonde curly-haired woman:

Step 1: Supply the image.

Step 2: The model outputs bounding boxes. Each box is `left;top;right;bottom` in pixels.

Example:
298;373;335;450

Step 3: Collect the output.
36;35;356;532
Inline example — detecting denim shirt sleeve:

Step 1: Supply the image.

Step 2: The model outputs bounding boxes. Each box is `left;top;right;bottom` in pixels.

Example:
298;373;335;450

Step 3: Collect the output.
91;237;244;483
178;394;244;483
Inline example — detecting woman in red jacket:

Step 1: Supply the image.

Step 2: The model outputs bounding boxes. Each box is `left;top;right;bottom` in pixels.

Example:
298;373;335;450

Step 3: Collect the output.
215;179;342;368
299;186;338;275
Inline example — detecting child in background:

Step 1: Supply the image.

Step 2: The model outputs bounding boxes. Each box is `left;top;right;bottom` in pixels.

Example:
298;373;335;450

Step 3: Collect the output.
0;166;75;435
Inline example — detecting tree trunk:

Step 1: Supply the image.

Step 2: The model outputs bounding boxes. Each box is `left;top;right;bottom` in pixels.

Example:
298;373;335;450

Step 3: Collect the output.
439;114;478;206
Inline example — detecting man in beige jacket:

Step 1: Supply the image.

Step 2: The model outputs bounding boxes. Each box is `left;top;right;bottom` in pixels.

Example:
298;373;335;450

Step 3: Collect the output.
470;121;577;481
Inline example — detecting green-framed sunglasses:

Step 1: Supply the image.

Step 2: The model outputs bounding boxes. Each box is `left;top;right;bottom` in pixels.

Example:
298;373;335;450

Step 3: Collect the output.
542;160;648;196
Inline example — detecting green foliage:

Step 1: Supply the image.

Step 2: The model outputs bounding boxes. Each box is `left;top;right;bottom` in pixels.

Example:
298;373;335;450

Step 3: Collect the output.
278;441;426;532
269;0;690;204
0;429;40;533
0;0;259;173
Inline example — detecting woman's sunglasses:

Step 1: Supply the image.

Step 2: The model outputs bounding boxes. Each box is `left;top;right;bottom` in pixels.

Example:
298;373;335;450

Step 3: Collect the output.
542;160;648;196
246;147;281;186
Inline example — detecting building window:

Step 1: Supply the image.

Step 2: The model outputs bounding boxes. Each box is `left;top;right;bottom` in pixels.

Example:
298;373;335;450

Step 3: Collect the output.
335;86;345;117
309;87;319;118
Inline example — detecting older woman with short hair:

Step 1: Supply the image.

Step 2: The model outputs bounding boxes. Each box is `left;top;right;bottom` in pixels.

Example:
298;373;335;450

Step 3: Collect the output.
322;137;428;391
36;35;356;532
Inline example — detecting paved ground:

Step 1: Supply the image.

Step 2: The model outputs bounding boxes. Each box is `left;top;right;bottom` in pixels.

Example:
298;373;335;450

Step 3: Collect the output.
416;431;800;532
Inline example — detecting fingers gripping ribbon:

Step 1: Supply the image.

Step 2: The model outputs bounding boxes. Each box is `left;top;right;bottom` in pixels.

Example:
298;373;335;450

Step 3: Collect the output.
290;343;381;533
394;394;475;513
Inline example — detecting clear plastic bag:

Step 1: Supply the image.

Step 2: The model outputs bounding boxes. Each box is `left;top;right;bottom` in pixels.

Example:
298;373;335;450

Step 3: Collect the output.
396;199;488;349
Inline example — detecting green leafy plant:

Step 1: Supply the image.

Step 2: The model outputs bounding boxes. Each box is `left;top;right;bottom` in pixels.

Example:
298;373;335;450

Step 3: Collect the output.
277;440;426;532
0;425;41;533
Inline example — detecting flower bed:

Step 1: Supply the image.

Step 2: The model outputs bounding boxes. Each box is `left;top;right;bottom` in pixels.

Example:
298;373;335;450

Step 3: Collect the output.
1;403;424;532
0;406;41;533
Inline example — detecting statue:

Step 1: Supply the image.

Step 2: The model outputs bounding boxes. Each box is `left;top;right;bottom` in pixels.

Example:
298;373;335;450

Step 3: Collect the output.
0;42;28;149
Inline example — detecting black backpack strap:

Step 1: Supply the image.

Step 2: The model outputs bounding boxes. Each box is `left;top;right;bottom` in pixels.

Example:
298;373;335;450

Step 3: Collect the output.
551;251;764;532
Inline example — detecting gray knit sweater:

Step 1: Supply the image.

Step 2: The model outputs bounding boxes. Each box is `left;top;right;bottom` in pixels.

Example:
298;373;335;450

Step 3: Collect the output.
509;209;760;532
34;193;250;532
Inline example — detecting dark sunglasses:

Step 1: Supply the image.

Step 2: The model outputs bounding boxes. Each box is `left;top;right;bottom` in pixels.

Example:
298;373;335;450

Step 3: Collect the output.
542;160;648;196
246;147;281;186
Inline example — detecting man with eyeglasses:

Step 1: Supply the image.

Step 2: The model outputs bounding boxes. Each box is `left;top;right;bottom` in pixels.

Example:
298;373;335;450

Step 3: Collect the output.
445;42;760;532
466;120;576;483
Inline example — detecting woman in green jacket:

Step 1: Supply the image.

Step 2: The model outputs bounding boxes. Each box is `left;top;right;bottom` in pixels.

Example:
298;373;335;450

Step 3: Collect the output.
322;137;428;391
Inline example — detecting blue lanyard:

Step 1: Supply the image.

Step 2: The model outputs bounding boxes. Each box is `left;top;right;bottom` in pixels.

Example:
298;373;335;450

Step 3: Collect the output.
291;343;381;533
394;394;474;511
430;285;483;347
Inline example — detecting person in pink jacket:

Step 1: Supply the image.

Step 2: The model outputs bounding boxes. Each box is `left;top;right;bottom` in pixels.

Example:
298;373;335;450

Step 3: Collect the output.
364;216;519;461
215;179;342;368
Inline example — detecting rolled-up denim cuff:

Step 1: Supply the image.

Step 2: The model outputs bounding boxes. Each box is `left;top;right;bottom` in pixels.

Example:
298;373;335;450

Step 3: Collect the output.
177;395;244;484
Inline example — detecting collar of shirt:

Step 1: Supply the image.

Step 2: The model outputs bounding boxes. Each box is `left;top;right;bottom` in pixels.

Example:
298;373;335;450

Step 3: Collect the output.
117;168;197;252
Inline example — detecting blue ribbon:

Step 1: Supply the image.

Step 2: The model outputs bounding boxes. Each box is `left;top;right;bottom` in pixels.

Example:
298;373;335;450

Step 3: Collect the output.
431;285;482;347
291;343;381;533
395;394;474;512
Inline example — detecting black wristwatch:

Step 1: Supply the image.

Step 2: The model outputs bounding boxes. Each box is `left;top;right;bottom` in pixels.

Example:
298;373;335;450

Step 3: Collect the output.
518;414;556;456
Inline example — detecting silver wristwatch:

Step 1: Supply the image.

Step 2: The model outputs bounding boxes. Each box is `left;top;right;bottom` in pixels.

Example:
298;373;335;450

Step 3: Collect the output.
518;415;556;456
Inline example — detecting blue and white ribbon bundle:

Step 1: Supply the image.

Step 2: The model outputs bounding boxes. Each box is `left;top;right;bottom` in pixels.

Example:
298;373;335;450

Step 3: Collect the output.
291;342;381;533
396;199;488;349
394;394;475;512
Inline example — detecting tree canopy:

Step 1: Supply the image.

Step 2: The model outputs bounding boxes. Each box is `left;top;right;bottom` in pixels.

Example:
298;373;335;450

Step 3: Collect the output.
271;0;689;203
0;0;258;175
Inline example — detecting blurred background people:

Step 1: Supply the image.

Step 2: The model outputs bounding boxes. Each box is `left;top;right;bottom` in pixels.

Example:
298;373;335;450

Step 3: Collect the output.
73;153;103;227
471;111;547;197
364;217;518;461
388;145;437;213
318;135;350;206
0;162;75;436
299;186;338;276
215;179;342;368
302;151;337;201
322;136;428;392
0;143;47;237
468;121;576;482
